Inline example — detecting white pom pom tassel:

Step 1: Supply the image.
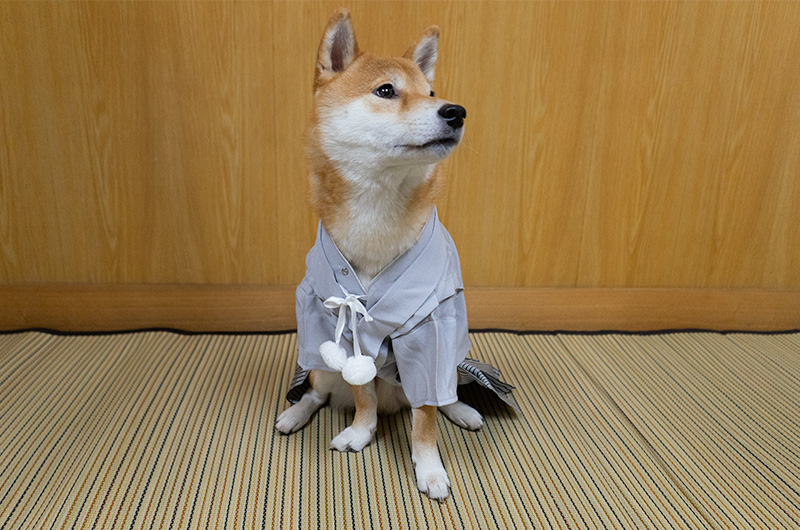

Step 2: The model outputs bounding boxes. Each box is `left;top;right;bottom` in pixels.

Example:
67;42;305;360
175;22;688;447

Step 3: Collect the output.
342;355;377;386
320;340;347;371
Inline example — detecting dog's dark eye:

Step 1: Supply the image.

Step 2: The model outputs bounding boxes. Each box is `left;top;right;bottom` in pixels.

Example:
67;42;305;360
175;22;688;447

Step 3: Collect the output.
430;91;435;97
374;84;396;99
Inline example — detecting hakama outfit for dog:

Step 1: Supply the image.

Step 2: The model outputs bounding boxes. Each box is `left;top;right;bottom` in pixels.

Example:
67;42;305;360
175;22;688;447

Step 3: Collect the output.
287;208;518;411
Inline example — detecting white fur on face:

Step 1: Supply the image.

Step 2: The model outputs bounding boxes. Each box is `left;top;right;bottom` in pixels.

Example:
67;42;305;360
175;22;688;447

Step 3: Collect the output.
318;96;463;172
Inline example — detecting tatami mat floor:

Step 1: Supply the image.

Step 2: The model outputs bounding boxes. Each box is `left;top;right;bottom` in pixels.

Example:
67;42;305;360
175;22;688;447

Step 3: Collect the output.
1;330;798;529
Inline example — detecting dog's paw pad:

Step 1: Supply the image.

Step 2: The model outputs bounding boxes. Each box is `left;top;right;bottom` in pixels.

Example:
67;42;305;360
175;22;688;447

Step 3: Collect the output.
330;426;373;452
415;464;451;501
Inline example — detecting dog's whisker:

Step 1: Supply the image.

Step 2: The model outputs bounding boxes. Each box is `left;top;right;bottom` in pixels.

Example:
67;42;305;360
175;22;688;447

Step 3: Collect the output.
460;139;480;156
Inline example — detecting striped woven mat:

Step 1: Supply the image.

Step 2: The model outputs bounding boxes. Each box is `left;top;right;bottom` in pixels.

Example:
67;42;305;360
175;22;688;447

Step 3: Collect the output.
1;331;798;529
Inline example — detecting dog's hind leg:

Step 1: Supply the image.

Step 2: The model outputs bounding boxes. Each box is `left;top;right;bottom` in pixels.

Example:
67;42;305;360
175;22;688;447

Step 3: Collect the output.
275;370;330;434
440;401;483;431
412;405;450;501
330;381;378;452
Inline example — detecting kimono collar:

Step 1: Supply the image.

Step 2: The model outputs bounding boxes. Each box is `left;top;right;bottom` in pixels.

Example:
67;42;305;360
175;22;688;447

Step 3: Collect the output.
304;207;449;328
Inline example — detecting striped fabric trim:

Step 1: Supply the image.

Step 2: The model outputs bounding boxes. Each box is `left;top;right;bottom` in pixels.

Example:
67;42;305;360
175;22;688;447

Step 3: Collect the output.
1;331;798;528
286;365;312;405
457;358;520;412
286;358;520;412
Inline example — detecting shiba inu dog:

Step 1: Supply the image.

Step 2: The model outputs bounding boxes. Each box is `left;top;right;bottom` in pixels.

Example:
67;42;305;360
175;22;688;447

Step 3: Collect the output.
276;8;482;502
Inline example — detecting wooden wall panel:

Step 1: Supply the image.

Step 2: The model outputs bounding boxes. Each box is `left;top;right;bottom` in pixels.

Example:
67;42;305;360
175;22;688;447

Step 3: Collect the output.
3;285;798;333
1;2;288;284
440;0;800;289
2;1;800;293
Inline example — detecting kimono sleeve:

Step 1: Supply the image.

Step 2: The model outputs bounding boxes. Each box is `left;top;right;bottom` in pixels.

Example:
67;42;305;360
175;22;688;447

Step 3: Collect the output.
295;278;337;371
391;291;470;408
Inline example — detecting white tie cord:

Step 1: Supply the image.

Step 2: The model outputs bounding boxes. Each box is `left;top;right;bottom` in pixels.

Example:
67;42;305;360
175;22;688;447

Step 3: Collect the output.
319;286;377;386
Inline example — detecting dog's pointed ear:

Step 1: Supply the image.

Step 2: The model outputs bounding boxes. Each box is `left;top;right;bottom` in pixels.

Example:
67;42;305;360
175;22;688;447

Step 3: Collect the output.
404;26;439;85
315;9;360;91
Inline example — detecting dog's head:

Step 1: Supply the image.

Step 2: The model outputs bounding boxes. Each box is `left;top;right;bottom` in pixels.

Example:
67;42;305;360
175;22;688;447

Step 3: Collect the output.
309;9;466;169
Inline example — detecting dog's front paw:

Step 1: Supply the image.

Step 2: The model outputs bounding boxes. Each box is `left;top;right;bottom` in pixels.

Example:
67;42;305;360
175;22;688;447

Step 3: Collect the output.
415;460;451;501
440;401;484;431
330;426;373;452
276;405;310;434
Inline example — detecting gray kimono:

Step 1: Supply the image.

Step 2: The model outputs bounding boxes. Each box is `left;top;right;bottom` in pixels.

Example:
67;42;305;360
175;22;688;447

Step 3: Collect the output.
293;208;518;411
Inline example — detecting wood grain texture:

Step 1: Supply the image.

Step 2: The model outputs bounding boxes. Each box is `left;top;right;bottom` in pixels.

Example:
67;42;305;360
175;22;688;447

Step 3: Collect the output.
2;1;799;292
0;285;297;333
464;287;800;332
1;285;797;333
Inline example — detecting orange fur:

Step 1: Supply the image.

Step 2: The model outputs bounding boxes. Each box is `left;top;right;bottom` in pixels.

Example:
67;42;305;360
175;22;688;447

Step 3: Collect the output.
412;405;438;450
304;137;350;236
351;383;378;427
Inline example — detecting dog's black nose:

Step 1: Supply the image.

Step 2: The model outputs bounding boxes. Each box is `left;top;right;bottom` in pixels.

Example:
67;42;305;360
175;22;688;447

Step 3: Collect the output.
438;104;466;130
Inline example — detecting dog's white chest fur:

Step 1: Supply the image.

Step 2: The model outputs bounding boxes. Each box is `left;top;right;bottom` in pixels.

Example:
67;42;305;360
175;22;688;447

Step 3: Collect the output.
327;163;434;285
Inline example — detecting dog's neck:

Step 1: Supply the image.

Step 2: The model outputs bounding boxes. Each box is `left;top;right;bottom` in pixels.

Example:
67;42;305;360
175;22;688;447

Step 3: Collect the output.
312;160;439;286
